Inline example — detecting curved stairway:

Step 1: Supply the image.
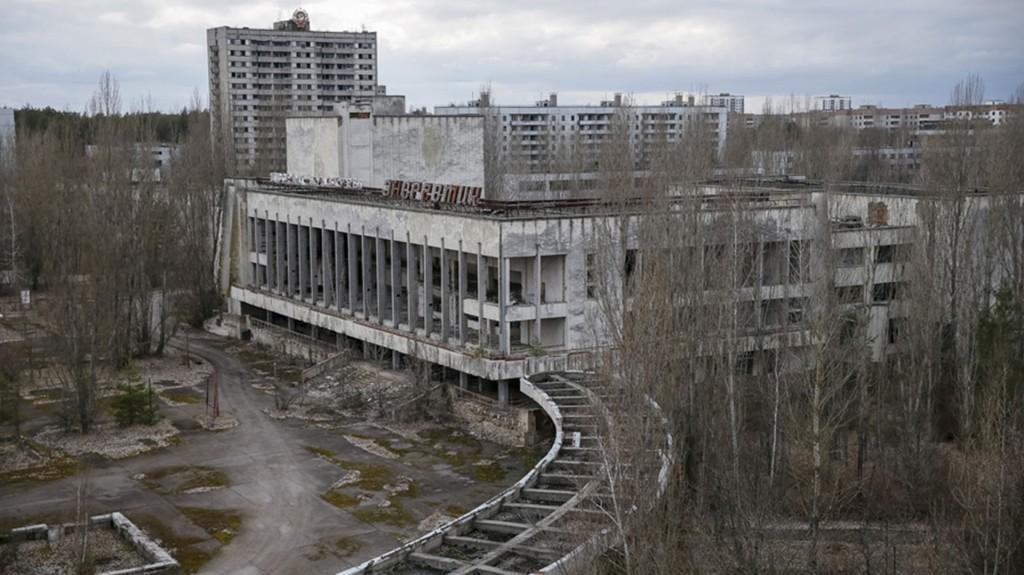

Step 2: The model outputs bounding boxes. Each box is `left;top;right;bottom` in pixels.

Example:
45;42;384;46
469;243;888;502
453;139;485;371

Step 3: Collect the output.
337;371;608;575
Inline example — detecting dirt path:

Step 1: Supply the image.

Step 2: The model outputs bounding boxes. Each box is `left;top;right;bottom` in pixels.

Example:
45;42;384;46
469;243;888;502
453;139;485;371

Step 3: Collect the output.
0;333;524;575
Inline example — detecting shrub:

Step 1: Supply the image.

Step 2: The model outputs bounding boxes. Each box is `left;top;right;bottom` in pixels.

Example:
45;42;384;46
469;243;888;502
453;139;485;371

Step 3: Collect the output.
110;382;158;427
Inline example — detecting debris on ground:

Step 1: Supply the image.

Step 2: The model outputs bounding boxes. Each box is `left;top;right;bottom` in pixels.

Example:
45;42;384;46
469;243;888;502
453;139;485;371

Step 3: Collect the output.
195;413;239;431
34;419;179;459
1;526;147;575
344;434;399;459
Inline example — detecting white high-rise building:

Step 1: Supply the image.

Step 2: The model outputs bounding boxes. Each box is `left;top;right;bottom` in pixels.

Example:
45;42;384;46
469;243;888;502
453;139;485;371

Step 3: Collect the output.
0;107;15;164
816;94;853;112
207;9;380;173
705;93;745;114
435;92;729;200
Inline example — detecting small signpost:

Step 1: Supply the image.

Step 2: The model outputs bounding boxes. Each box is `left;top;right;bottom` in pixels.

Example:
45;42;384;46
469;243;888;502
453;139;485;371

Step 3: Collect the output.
20;289;30;306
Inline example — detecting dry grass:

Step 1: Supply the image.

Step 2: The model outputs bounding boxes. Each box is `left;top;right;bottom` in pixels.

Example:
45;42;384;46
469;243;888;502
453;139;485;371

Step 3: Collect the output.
177;506;242;545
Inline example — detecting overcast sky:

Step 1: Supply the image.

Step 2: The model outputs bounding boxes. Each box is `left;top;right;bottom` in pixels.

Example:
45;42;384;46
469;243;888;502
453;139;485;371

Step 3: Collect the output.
1;0;1021;114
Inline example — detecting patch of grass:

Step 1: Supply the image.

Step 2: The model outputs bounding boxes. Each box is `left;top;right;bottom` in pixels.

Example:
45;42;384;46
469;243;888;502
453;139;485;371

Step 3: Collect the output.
423;427;481;450
143;465;191;482
160;389;201;404
396;481;419;498
352;462;394;491
470;461;507;483
131;514;209;575
178;506;242;546
0;456;79;486
177;547;216;574
372;437;410;455
304;445;396;491
305;445;339;463
511;446;545;470
333;536;361;556
352;498;415;527
322;490;360;508
176;470;230;493
141;465;229;494
445;504;469;517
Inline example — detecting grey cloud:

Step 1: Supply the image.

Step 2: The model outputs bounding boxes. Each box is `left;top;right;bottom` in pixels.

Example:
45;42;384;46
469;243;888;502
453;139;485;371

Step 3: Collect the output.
0;0;1021;112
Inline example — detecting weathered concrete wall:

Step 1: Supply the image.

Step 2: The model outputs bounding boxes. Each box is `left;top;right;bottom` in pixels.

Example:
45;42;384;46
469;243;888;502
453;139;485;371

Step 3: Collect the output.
372;115;484;189
450;392;536;447
244;190;504;257
286;117;342;178
283;112;484;192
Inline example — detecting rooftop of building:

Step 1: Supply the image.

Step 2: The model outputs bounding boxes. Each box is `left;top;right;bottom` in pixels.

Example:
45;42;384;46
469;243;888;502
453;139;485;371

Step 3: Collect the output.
239;176;990;222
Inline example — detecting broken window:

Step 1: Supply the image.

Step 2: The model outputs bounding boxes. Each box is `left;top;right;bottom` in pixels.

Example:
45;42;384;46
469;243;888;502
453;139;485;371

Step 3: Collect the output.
586;253;596;299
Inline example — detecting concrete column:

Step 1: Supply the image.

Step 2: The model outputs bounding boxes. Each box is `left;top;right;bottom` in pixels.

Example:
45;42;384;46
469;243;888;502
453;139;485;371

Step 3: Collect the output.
334;222;343;312
440;240;450;341
308;218;317;304
298;222;309;300
376;233;385;325
347;225;357;312
534;245;542;344
262;212;272;290
499;252;509;355
458;242;467;346
285;217;293;297
406;235;416;331
423;240;433;336
243;213;252;287
498;380;509;407
361;229;371;318
477;246;486;348
459;372;468;390
322;221;333;308
275;216;285;294
390;233;399;327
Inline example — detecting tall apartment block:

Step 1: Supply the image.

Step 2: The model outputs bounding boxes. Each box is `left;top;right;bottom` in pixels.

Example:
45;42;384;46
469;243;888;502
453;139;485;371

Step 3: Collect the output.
207;9;379;173
815;94;852;112
704;92;745;114
0;107;14;165
435;92;728;200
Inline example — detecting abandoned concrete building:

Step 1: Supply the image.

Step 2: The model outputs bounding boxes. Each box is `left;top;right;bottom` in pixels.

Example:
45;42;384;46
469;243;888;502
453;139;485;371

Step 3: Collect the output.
436;91;730;200
215;102;957;405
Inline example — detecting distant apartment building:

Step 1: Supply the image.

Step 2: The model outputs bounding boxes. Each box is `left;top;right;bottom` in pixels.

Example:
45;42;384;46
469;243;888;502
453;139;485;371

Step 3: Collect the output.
207;9;380;173
0;107;14;165
435;92;729;200
815;94;852;112
704;92;745;114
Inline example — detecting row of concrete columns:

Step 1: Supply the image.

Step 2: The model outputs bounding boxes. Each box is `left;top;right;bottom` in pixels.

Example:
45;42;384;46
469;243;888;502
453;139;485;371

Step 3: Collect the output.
249;212;524;353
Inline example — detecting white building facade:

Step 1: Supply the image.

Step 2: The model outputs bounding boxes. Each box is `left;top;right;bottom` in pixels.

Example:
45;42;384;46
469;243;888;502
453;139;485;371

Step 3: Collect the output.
705;93;745;114
435;93;729;201
0;107;14;165
815;94;853;112
207;10;380;171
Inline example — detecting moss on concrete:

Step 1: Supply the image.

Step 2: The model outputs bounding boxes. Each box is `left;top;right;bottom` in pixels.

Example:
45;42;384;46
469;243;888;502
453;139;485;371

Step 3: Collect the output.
178;506;242;545
131;514;209;575
352;498;414;527
470;461;507;483
445;504;469;517
0;456;79;486
321;490;360;509
175;469;230;493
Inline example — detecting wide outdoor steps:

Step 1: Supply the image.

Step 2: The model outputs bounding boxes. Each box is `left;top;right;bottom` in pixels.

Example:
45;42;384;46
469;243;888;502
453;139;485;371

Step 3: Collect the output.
353;373;607;575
